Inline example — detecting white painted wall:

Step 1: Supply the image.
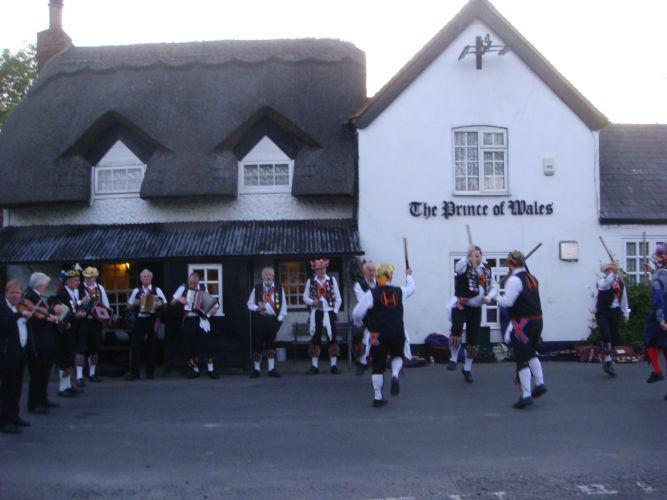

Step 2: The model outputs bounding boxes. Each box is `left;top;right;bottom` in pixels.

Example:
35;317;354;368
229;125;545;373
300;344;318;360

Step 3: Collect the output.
357;21;667;344
9;137;353;226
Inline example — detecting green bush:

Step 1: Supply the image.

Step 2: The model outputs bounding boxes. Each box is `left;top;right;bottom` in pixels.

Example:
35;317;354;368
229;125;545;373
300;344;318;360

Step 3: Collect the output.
587;278;651;353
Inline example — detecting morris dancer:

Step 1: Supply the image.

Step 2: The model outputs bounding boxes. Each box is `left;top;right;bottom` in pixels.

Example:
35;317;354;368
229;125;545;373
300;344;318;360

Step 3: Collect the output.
56;267;86;396
247;267;286;378
593;262;630;377
644;244;667;385
448;245;499;383
494;251;546;409
353;264;415;407
353;261;376;376
303;259;342;375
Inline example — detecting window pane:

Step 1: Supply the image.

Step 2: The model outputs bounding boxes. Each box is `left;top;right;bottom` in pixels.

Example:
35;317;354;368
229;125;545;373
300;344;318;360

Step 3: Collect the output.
626;274;637;284
468;177;479;190
275;164;289;175
455;147;465;161
626;242;636;256
626;259;636;272
207;284;219;295
455;162;465;176
127;168;143;191
494;151;504;161
274;175;289;185
466;132;478;146
455;132;465;146
259;164;274;186
486;308;498;323
495;177;505;189
208;269;218;281
484;177;493;189
468;163;478;176
456;177;467;191
484;162;493;175
483;133;493;146
466;147;478;161
494;133;504;145
494;164;504;176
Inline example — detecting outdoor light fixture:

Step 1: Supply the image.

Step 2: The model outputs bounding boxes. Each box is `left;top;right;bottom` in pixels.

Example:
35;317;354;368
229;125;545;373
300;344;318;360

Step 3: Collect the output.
559;241;579;262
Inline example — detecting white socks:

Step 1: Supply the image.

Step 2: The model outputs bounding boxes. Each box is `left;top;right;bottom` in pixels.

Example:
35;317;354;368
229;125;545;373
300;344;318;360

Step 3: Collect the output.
89;364;96;376
207;362;214;372
76;366;83;379
254;361;261;371
604;354;612;363
59;371;68;391
330;356;337;367
518;367;532;399
268;358;275;371
193;366;200;373
311;357;319;368
463;356;473;372
450;344;461;363
359;354;367;364
391;357;403;378
372;374;384;400
528;357;544;386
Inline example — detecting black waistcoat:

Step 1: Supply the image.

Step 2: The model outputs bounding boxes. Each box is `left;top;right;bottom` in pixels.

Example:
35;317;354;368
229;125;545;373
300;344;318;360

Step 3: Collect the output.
371;285;404;336
596;279;624;314
508;271;542;319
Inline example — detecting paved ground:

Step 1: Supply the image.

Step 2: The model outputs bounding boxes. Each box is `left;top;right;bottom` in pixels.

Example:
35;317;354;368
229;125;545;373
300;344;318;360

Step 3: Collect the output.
0;360;665;500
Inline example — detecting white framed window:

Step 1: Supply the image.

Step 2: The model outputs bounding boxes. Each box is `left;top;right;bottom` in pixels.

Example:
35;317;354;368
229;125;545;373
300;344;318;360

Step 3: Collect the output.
453;126;508;195
623;237;666;284
238;136;293;194
93;140;145;199
279;261;308;307
101;262;136;319
451;254;509;329
188;263;224;316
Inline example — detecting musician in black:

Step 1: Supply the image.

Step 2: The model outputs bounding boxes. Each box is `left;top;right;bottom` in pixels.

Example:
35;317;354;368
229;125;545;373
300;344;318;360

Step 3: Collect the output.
0;280;34;433
24;272;60;414
353;264;415;407
75;267;111;387
496;251;547;409
352;261;376;376
593;262;630;378
172;273;220;379
302;259;342;375
56;268;86;397
127;269;167;380
247;267;287;378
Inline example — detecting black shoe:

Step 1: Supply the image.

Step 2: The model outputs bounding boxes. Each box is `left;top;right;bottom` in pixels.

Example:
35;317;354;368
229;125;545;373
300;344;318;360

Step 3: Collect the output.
390;376;400;396
513;396;533;409
603;361;617;378
0;423;21;434
13;417;31;427
125;374;140;381
75;378;86;388
68;387;83;395
208;371;220;380
88;375;102;383
447;361;457;371
372;399;388;408
45;401;60;409
28;406;48;415
249;369;260;379
58;390;75;398
187;370;200;379
330;366;340;375
647;371;664;383
664;394;667;401
306;366;319;375
531;384;547;399
461;369;473;383
355;363;368;377
268;369;281;378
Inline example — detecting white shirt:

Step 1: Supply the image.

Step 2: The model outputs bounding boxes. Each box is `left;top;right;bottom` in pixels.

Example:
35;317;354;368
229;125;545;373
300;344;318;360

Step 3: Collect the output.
597;272;631;319
247;282;287;321
172;285;221;317
82;282;111;309
303;275;342;314
454;259;500;307
353;279;376;302
353;275;415;327
128;285;167;316
6;299;28;348
495;269;524;309
64;286;80;309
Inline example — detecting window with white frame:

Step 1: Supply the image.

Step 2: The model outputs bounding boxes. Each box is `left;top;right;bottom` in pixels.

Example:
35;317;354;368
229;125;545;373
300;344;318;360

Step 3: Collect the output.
239;136;293;194
101;262;136;320
451;254;509;329
623;237;665;284
279;261;308;307
453;127;508;194
188;264;224;316
93;140;145;199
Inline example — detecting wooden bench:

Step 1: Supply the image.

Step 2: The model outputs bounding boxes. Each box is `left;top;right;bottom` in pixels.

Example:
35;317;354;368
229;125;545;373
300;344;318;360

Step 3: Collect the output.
291;321;352;366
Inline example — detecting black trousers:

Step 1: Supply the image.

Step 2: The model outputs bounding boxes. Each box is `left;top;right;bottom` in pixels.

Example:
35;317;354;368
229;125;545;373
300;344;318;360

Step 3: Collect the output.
28;349;54;410
370;330;405;374
130;316;159;377
0;359;24;424
310;310;338;346
57;322;76;370
77;318;102;355
184;317;214;368
596;309;622;347
511;318;543;370
451;305;482;345
252;315;281;356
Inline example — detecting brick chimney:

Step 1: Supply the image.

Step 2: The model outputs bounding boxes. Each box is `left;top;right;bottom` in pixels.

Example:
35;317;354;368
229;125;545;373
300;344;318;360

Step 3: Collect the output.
36;0;73;72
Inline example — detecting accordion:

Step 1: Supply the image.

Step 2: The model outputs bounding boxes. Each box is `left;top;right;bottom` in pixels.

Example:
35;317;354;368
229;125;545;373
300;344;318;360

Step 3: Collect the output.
185;289;218;316
92;305;112;326
140;294;159;314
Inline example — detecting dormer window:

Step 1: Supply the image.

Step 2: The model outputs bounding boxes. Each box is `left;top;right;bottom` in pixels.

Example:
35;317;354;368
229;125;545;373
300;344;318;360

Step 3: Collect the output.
453;126;508;195
239;136;293;194
93;140;145;199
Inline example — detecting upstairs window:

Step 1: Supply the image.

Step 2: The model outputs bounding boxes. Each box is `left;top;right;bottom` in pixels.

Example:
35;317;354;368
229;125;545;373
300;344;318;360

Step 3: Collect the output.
93;140;145;199
239;137;293;194
453;127;508;194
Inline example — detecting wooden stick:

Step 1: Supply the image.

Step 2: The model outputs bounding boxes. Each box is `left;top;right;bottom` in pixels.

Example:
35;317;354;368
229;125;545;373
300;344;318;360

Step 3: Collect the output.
598;236;616;263
524;242;542;260
642;232;649;281
465;224;473;246
403;237;410;269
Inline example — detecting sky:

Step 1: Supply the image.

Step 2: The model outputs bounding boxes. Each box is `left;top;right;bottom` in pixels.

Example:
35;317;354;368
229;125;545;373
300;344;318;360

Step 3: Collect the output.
2;0;666;124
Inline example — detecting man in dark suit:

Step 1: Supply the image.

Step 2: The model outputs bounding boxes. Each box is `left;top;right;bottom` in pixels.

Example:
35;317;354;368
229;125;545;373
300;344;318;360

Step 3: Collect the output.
0;280;34;433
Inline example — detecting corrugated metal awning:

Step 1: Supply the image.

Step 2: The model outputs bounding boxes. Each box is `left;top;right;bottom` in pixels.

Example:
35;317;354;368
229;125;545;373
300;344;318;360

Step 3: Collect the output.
0;219;363;264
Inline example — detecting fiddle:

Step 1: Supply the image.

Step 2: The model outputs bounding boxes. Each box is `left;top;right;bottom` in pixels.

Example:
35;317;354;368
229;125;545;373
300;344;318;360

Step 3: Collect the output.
19;297;59;323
